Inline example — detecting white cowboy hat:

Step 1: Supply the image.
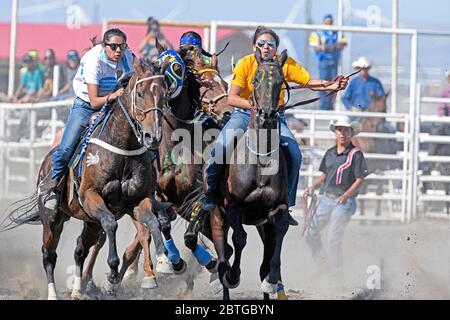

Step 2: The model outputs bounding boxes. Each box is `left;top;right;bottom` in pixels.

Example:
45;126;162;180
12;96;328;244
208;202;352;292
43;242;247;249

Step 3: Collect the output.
352;56;372;69
329;116;360;135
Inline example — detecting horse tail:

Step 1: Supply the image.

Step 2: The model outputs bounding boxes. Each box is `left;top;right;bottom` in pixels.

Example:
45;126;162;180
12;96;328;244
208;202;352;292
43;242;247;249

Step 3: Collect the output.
0;191;41;231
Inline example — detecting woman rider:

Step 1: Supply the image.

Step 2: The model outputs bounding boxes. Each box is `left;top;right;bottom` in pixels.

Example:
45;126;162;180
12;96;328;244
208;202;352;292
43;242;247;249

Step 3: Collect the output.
43;28;134;210
202;26;348;225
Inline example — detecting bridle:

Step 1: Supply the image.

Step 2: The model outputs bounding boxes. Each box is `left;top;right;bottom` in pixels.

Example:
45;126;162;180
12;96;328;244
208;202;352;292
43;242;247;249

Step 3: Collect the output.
122;73;169;145
196;68;229;122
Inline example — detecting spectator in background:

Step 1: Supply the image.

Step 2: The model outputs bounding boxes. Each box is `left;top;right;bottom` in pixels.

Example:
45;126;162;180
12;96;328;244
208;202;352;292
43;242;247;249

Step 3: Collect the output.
342;57;385;113
55;50;80;100
36;49;60;101
438;71;450;116
138;16;173;62
9;53;44;103
309;14;347;110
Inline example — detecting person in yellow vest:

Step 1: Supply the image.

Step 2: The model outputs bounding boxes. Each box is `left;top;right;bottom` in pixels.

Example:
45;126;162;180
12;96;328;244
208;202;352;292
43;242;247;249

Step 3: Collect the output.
202;25;349;225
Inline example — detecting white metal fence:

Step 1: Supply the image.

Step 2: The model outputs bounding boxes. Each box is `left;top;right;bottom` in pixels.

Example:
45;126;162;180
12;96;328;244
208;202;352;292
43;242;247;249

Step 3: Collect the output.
0;100;72;196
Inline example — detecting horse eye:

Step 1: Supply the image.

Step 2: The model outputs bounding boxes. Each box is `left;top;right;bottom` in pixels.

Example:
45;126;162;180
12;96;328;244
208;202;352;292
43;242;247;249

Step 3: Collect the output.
137;91;144;99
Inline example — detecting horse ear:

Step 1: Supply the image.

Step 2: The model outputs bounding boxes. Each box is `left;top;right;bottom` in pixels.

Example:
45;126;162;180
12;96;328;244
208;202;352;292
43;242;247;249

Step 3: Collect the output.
211;54;218;68
155;38;166;54
132;54;143;74
279;49;288;68
255;47;263;65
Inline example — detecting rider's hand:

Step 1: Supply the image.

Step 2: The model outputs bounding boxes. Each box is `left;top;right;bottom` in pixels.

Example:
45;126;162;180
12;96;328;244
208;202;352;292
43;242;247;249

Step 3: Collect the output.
332;76;348;91
111;88;125;100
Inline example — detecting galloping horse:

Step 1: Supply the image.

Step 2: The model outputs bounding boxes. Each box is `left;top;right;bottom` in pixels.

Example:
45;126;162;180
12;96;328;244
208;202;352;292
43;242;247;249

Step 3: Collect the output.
80;48;234;292
1;57;173;300
187;48;291;300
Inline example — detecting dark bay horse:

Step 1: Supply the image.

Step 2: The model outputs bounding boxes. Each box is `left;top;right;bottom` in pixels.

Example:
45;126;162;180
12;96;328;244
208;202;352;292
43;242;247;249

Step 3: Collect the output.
187;49;291;300
80;49;233;292
1;57;173;300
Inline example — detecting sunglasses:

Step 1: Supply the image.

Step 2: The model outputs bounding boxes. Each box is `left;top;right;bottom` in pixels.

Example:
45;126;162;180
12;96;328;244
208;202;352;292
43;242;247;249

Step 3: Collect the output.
105;43;128;51
256;39;277;48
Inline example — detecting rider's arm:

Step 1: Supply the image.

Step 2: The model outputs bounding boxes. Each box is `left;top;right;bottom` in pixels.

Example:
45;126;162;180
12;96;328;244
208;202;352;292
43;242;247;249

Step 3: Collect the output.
306;79;347;92
228;84;252;110
87;83;123;109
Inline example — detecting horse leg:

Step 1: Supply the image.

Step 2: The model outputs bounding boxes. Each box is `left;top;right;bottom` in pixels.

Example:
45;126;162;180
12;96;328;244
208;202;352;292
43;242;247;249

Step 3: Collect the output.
222;206;246;289
41;209;66;300
184;206;216;272
119;230;142;283
72;222;103;299
82;231;106;295
81;190;120;293
132;197;173;275
257;224;275;300
132;220;159;289
262;209;289;296
210;207;231;300
157;204;187;274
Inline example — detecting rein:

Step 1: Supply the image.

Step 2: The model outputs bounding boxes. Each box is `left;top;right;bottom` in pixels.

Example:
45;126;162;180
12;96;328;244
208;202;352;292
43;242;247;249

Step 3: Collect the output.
301;193;318;237
278;68;364;112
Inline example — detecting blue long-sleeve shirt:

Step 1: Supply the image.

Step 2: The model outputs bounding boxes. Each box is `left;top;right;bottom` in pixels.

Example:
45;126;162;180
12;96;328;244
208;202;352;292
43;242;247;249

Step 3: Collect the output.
342;76;385;111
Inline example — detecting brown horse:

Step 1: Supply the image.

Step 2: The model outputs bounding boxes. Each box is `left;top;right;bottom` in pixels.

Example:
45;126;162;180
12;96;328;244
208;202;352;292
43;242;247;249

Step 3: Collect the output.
1;57;173;300
80;49;234;293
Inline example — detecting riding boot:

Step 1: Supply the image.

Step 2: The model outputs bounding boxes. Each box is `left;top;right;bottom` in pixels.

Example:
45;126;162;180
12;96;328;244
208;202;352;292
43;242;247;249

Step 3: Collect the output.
287;210;299;226
42;178;61;211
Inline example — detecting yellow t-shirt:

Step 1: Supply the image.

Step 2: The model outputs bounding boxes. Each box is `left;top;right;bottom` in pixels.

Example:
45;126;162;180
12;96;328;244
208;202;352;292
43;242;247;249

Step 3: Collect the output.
231;53;311;106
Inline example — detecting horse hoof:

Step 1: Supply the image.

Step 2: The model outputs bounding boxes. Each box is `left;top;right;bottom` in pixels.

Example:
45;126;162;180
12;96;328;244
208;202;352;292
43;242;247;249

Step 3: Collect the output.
141;276;158;289
173;258;187;275
123;269;138;283
222;271;240;289
71;289;90;300
156;255;174;274
47;283;58;300
277;290;289;300
206;258;218;274
103;277;120;295
261;277;277;294
85;279;101;296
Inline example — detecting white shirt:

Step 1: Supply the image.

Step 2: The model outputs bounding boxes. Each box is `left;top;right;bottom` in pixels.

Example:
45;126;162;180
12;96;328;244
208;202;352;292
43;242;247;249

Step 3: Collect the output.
72;44;134;102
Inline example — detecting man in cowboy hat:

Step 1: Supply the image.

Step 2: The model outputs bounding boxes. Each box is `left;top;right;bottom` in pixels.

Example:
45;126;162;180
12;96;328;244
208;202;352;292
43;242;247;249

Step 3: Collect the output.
342;56;386;113
303;116;368;287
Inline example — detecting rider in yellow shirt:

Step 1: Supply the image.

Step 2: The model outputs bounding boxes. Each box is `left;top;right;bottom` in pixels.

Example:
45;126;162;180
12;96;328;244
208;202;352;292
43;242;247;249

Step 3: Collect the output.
203;26;348;225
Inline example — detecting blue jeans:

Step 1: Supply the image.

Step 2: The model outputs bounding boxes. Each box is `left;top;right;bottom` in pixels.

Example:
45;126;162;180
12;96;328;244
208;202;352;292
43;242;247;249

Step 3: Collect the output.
305;196;356;280
51;97;96;181
318;60;338;111
205;109;302;207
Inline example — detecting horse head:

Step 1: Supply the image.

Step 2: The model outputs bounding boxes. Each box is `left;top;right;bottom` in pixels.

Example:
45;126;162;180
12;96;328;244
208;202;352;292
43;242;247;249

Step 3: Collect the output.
124;54;170;150
190;51;233;126
252;48;287;130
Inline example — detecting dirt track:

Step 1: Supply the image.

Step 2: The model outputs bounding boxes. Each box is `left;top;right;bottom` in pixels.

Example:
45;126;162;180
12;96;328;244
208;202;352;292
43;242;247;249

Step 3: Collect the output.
0;198;449;300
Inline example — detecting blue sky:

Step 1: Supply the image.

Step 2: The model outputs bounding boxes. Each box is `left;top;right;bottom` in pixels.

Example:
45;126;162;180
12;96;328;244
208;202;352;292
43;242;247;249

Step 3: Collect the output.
1;0;449;30
1;0;449;72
